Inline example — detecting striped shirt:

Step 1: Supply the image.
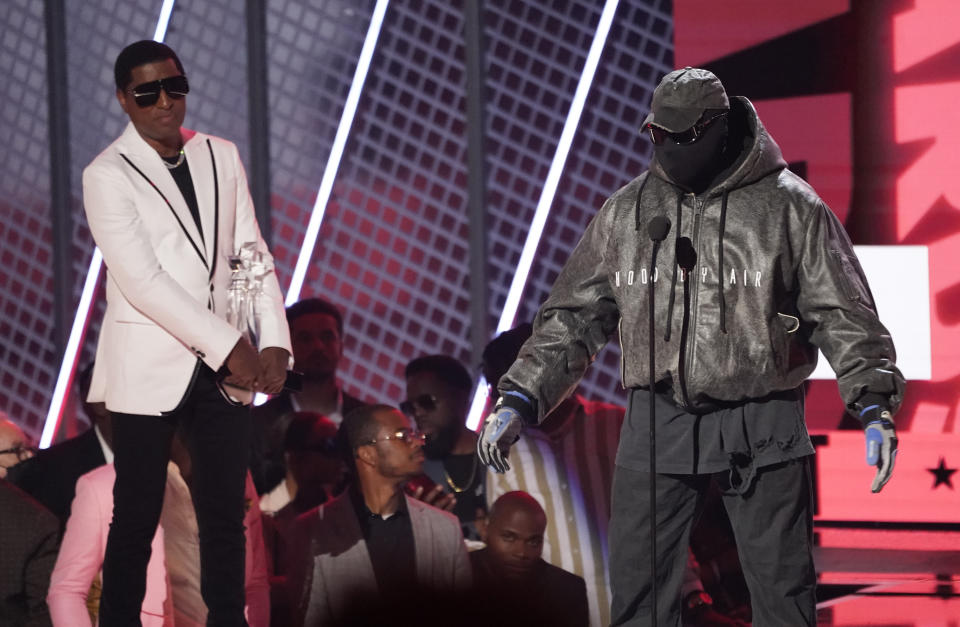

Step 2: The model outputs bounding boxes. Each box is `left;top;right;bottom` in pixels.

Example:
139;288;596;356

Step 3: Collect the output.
486;395;623;627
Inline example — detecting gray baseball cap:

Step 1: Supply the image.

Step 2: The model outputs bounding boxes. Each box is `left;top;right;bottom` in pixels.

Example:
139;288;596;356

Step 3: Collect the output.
642;67;729;133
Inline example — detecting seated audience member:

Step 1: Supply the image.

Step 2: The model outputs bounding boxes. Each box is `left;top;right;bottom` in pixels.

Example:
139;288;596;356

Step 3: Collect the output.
47;434;269;627
264;411;344;623
9;364;111;531
161;438;269;627
0;413;36;479
403;355;483;540
472;491;588;627
253;298;366;509
0;478;59;626
483;324;748;627
288;404;471;626
272;412;344;528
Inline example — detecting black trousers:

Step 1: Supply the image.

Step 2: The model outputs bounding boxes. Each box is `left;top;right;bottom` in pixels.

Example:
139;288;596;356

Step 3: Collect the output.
609;457;816;627
99;366;251;627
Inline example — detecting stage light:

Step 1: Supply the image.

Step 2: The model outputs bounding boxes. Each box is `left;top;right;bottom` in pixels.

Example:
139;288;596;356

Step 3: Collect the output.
40;249;102;448
285;0;390;305
40;2;177;448
153;0;176;41
250;1;391;407
466;0;621;430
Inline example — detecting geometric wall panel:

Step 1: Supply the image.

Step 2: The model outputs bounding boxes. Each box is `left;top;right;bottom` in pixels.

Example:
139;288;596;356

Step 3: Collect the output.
0;0;54;438
3;0;675;439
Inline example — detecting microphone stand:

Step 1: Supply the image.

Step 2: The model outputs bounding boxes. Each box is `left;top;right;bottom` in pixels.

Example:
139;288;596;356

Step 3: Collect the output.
646;216;669;625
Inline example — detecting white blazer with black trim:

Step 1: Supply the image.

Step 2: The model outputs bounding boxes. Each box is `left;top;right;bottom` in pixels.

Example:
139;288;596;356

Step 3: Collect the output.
83;122;290;415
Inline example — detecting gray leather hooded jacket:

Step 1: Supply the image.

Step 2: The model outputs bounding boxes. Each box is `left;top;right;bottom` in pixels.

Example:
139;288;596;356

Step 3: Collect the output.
501;96;905;422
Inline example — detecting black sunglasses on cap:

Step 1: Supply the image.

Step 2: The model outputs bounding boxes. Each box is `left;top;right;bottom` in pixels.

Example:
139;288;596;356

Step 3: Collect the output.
130;75;190;108
646;111;728;146
399;394;437;417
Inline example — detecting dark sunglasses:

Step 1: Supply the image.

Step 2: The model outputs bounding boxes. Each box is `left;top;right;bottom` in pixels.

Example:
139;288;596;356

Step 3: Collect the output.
0;444;36;464
130;75;190;108
399;394;437;417
646;111;728;146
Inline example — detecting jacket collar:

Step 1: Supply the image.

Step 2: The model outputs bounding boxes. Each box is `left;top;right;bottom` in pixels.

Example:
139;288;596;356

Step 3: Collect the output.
114;123;216;270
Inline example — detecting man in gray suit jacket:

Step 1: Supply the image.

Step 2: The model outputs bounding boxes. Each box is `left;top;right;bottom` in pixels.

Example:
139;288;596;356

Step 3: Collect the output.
287;404;471;626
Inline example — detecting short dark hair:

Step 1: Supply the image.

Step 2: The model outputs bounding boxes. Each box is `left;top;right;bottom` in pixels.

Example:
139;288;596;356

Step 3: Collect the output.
114;40;185;91
283;411;338;453
286;297;344;338
404;355;472;392
340;404;394;455
481;323;533;386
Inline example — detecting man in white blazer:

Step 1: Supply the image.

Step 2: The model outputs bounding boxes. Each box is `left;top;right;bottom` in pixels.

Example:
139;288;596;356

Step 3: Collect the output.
83;40;291;626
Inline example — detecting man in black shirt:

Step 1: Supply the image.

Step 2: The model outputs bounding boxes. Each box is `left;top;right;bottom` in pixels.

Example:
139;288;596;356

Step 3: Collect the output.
289;404;470;626
251;298;368;501
471;491;588;627
403;355;485;541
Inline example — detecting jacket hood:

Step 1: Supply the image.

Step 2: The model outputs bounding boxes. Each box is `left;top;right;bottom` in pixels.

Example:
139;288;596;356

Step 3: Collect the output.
650;96;787;195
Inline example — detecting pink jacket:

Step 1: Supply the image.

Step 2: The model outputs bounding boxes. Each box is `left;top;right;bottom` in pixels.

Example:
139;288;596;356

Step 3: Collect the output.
47;463;172;626
47;464;269;626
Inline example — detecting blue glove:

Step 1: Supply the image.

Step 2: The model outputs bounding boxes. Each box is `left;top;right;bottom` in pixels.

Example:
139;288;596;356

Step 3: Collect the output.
862;401;898;493
477;405;523;474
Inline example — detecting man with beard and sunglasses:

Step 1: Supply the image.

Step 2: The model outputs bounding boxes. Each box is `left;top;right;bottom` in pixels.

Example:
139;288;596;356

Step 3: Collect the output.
477;67;904;625
81;40;291;626
403;355;485;543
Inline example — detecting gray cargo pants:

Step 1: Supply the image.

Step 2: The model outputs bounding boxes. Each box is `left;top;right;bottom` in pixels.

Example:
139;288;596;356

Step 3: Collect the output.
608;456;816;626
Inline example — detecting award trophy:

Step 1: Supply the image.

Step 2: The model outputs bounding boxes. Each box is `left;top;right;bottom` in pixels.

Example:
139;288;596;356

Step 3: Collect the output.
219;242;273;405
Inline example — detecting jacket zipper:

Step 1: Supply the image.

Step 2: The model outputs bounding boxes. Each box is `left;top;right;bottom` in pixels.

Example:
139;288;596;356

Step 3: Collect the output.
679;194;705;409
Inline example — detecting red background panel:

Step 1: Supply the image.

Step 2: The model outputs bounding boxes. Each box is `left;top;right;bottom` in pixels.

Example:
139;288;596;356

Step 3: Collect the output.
675;0;960;521
814;432;960;523
674;0;850;68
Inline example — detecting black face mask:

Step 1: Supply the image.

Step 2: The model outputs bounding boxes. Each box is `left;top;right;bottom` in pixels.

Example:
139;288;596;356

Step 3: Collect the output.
654;117;728;193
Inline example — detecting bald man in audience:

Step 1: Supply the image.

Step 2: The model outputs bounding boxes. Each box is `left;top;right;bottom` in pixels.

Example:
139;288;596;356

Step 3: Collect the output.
471;491;588;627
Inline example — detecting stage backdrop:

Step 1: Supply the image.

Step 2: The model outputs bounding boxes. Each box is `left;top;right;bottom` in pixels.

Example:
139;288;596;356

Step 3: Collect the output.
675;0;960;524
0;1;672;437
1;1;956;524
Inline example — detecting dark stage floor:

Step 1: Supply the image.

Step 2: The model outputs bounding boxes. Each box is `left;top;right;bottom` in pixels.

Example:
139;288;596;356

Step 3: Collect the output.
813;528;960;625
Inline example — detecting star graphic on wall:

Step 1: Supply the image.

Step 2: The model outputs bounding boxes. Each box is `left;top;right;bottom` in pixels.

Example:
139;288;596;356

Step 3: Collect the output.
927;457;957;489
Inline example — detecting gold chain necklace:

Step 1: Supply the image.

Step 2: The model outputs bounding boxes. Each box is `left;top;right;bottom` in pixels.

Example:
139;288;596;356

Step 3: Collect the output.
163;148;185;169
444;454;479;493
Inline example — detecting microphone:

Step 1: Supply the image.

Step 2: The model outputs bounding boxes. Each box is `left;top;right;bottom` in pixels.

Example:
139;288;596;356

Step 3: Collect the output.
648;215;671;242
284;370;304;392
675;236;697;272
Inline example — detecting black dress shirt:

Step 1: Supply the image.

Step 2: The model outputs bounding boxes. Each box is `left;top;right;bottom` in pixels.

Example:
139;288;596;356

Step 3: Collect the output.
349;486;416;595
163;155;203;238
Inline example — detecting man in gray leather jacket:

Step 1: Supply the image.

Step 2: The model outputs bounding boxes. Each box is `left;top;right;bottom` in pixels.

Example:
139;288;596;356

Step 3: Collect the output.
477;67;904;626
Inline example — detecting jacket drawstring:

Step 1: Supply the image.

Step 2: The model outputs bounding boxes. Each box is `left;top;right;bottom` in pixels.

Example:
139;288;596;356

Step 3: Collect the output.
633;176;649;232
664;193;683;341
718;190;729;333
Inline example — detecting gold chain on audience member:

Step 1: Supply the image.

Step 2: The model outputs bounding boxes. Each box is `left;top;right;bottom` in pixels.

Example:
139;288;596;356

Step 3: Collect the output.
444;454;478;493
